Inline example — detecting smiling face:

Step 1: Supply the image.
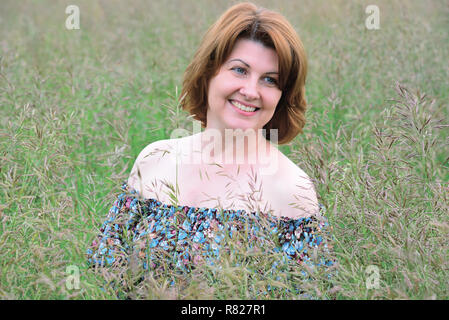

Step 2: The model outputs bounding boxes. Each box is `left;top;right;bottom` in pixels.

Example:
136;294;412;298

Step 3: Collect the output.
206;38;282;133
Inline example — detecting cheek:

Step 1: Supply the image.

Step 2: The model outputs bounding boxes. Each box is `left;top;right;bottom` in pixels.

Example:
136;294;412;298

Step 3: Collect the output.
266;90;282;109
208;74;233;102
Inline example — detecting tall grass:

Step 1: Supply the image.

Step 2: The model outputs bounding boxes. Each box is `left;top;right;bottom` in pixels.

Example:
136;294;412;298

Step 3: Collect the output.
0;0;448;299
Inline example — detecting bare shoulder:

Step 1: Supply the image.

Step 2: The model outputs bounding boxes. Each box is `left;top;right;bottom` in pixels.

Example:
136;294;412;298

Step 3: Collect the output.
136;139;175;163
269;154;320;218
127;138;176;191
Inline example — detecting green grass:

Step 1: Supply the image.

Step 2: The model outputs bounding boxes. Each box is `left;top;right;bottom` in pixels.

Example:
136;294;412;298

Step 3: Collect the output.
0;0;448;299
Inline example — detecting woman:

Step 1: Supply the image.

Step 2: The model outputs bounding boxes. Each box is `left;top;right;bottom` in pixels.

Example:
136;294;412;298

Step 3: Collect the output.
128;2;318;218
87;2;334;297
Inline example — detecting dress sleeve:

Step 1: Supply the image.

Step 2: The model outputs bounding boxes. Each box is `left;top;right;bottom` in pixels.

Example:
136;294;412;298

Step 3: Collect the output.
86;182;140;267
274;203;336;274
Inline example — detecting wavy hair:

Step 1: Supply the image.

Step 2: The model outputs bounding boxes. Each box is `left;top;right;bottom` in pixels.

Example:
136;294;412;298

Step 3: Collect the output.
179;2;308;144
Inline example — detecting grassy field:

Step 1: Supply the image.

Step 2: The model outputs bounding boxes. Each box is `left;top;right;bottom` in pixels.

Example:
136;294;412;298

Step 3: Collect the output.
0;0;448;299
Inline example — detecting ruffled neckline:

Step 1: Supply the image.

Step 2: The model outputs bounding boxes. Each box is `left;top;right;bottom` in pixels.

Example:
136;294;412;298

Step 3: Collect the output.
120;181;326;224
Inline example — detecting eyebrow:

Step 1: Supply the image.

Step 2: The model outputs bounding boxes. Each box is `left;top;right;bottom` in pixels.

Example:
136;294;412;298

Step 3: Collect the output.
226;58;279;74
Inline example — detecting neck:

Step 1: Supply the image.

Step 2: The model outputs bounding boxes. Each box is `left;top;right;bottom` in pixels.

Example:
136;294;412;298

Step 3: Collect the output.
191;127;273;168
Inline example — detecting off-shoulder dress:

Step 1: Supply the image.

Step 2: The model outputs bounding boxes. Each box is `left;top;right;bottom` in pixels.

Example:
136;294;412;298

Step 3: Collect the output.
86;181;336;297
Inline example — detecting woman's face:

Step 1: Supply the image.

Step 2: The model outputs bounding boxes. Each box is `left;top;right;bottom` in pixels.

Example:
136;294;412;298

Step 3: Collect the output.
206;38;282;133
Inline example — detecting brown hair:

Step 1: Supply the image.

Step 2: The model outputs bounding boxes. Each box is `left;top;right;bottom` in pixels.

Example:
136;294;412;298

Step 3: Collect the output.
179;2;308;144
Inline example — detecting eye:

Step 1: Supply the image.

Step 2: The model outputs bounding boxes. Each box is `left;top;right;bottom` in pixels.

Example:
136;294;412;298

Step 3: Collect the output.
263;76;278;86
231;66;246;75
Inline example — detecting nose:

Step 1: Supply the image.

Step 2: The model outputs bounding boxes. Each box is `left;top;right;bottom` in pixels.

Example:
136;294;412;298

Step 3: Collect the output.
239;78;260;100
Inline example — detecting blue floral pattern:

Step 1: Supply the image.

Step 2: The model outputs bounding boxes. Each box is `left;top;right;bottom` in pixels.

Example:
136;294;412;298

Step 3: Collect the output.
87;182;335;282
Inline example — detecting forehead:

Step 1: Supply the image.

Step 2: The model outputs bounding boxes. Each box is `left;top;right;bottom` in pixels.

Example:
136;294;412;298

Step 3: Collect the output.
225;38;279;71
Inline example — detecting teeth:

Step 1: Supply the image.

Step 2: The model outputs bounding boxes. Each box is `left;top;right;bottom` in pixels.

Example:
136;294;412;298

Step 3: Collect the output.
230;100;257;112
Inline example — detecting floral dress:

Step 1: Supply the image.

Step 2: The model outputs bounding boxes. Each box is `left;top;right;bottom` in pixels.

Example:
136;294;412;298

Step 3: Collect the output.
86;182;336;297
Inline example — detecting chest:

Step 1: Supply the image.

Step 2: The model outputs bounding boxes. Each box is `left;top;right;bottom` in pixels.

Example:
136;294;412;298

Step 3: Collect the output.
147;155;280;214
189;166;275;211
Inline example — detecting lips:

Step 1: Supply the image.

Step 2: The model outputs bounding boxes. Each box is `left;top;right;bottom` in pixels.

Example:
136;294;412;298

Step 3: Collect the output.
229;99;260;114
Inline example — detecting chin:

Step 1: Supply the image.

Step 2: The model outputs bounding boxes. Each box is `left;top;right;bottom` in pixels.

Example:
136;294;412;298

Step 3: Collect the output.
225;121;256;131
